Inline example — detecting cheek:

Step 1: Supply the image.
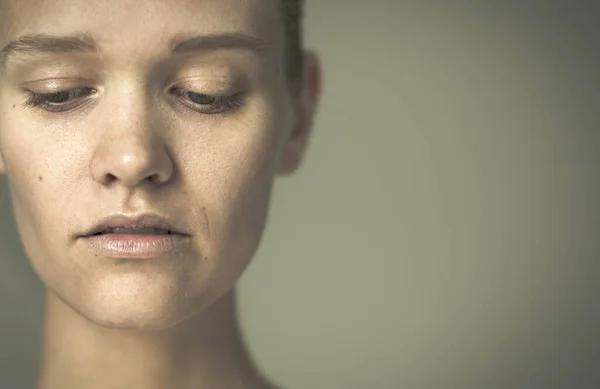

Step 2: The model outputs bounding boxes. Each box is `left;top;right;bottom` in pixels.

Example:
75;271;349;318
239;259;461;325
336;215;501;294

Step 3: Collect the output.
198;149;276;290
0;118;81;272
6;170;81;296
183;103;285;264
2;129;78;220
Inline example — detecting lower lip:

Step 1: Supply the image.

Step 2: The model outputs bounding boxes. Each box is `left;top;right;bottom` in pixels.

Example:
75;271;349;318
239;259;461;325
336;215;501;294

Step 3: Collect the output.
81;233;189;259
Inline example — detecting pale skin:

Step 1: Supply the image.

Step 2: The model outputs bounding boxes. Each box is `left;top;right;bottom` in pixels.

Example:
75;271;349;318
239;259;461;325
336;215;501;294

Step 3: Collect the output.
0;0;320;388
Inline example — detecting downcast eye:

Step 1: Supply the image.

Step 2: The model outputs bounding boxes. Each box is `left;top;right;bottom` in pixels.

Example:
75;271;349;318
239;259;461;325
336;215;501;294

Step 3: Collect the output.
168;87;244;114
46;91;71;103
21;87;97;112
188;92;216;105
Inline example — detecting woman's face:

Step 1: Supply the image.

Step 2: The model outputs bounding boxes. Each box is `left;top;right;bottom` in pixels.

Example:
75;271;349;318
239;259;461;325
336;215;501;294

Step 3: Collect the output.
0;0;315;329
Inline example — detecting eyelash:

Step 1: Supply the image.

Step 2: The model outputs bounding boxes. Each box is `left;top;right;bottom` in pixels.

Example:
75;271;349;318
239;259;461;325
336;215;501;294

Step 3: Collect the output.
21;87;244;114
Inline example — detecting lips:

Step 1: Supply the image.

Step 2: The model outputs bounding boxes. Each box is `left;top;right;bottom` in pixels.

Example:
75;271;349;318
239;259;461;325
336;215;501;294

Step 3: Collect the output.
93;227;172;235
78;213;190;258
80;213;188;237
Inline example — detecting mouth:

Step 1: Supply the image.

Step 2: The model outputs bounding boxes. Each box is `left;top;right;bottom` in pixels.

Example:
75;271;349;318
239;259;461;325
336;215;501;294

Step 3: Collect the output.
78;213;191;258
82;231;189;259
91;227;175;236
80;213;188;238
80;216;190;258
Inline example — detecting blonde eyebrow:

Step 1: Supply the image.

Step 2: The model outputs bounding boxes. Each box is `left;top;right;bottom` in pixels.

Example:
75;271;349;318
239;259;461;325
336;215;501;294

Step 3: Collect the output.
0;32;98;67
170;32;266;54
0;31;266;69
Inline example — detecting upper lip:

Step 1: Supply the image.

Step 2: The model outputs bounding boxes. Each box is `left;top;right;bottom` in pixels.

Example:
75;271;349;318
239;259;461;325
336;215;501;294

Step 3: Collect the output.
79;213;188;237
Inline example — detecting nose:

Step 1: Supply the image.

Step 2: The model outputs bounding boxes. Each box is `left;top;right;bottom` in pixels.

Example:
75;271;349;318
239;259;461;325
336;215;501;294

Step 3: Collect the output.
89;106;174;188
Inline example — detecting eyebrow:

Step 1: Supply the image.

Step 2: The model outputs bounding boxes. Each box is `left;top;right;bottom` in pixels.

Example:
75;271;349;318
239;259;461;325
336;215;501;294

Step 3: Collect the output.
0;32;266;69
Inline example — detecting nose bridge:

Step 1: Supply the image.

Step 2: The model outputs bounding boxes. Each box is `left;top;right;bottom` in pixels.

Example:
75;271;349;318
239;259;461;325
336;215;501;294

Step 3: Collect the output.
89;82;173;188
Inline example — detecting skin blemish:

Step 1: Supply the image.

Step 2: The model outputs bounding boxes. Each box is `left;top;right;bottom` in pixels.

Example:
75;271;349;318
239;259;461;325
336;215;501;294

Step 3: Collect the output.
204;257;208;261
13;104;16;108
38;176;43;181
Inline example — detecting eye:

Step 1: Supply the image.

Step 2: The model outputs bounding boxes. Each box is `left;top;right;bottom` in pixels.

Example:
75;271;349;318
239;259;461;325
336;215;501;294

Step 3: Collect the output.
169;87;243;114
22;88;96;112
188;92;216;105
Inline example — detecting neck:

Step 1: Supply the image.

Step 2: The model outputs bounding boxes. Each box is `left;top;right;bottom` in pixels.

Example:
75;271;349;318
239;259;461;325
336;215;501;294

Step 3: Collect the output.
35;288;274;389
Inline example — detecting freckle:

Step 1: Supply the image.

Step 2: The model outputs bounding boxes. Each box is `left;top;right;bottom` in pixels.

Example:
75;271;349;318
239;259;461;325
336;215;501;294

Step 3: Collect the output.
38;176;43;181
204;257;208;261
12;104;16;108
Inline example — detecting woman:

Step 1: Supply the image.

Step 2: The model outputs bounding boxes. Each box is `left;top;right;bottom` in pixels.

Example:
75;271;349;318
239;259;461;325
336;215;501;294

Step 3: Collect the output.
0;0;321;387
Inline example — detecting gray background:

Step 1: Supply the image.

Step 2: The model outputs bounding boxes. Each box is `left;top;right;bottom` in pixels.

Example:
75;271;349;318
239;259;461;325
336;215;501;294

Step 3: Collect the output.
1;2;599;388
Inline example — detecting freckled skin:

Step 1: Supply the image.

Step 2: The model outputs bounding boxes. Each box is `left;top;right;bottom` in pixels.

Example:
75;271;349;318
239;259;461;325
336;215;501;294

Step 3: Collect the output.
0;0;304;330
0;0;320;388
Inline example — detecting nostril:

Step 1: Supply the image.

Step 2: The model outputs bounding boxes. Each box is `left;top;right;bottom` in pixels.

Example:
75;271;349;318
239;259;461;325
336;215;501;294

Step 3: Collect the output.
145;174;160;184
103;174;118;186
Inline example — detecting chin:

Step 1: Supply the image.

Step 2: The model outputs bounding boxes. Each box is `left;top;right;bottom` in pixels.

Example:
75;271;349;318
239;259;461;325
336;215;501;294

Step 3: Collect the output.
84;303;189;331
60;274;212;331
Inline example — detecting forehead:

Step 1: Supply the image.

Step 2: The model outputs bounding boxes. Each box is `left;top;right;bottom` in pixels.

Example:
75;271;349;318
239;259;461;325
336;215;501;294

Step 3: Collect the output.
0;0;283;57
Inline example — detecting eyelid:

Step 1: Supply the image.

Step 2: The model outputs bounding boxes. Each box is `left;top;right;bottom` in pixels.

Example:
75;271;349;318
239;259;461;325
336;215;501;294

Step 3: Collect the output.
167;74;245;94
22;76;90;85
22;79;100;95
169;73;237;84
21;87;98;113
22;86;244;114
169;87;246;114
